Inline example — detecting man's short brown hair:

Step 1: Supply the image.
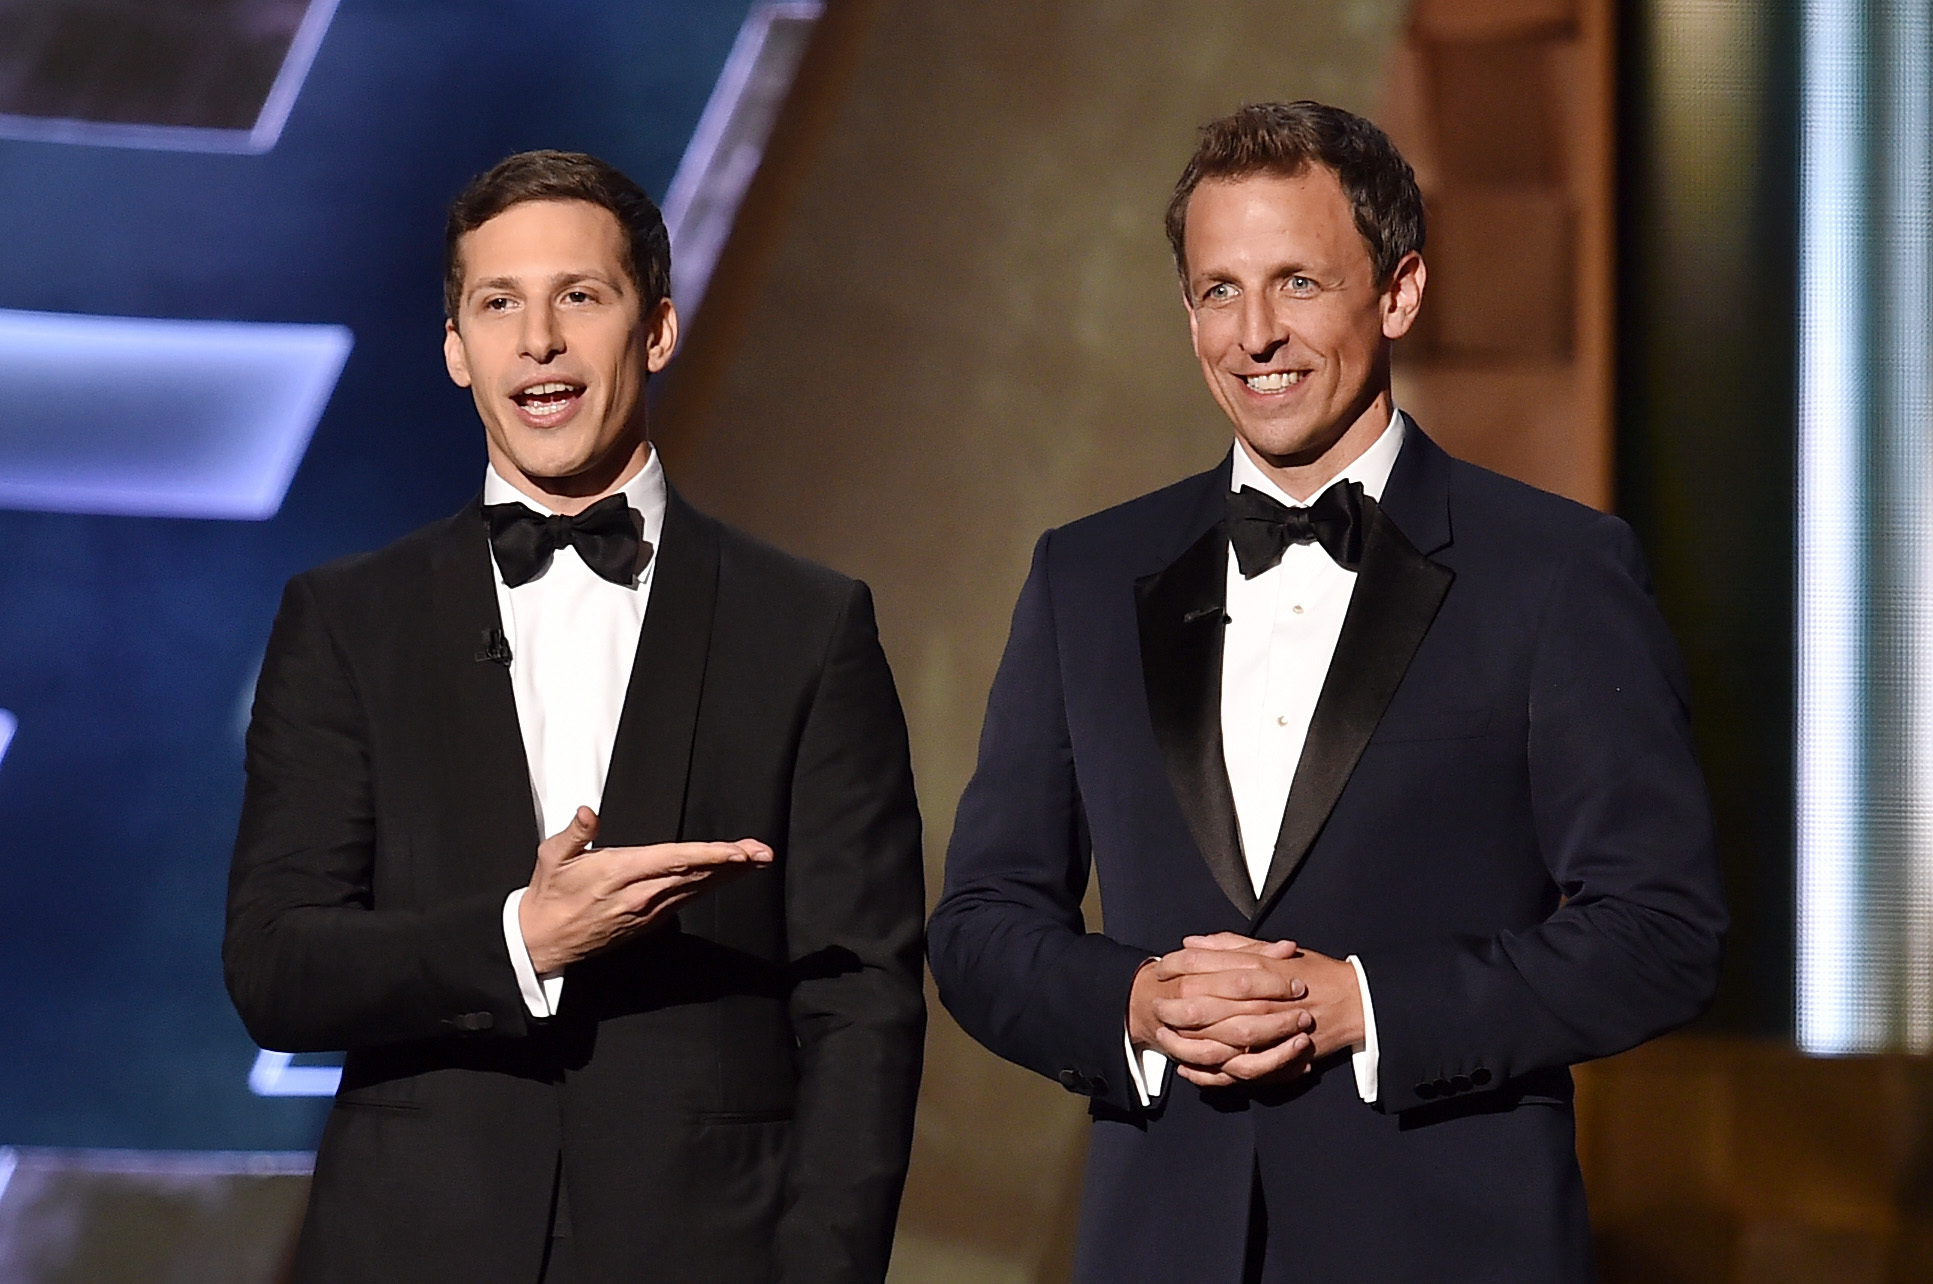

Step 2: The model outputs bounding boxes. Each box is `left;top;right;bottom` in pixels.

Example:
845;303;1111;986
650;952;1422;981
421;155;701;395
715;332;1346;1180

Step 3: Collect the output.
444;150;671;321
1165;101;1425;285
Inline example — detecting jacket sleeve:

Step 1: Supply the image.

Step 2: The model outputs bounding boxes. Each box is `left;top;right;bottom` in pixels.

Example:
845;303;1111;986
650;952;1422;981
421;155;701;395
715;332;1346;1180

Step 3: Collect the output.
927;532;1153;1114
1362;515;1729;1112
223;573;534;1053
776;580;927;1284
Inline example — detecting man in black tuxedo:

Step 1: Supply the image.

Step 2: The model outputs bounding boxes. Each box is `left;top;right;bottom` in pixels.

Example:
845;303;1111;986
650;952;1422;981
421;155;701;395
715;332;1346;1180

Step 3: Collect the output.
224;151;925;1284
928;102;1727;1281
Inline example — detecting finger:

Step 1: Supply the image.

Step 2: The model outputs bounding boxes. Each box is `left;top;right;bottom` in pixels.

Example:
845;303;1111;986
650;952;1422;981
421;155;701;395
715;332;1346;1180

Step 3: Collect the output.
1176;1065;1240;1088
1190;1009;1313;1050
1151;995;1283;1030
732;838;776;863
1152;947;1278;980
1152;1026;1243;1068
1182;933;1297;958
605;841;766;885
1217;1033;1316;1082
1171;967;1304;1003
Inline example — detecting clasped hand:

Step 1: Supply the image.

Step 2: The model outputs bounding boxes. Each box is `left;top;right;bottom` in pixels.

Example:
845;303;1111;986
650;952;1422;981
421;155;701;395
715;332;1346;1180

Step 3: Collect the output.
1128;933;1365;1087
517;806;773;973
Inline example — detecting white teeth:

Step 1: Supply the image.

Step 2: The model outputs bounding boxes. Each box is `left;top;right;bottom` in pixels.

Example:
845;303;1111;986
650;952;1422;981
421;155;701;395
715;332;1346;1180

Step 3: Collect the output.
524;399;570;415
522;382;573;397
1243;371;1304;392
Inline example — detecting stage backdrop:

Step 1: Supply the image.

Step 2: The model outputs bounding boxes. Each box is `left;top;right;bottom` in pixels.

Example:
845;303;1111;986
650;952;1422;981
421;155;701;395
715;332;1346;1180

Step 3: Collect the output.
0;0;763;1152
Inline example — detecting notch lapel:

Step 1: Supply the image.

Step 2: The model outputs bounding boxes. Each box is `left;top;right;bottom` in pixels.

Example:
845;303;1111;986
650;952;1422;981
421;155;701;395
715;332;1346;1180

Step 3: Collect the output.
1253;422;1455;919
594;487;719;846
1135;475;1254;918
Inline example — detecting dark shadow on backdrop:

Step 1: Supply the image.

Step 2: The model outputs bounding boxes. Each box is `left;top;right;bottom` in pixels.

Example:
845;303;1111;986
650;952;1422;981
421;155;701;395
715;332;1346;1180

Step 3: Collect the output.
1616;0;1799;1038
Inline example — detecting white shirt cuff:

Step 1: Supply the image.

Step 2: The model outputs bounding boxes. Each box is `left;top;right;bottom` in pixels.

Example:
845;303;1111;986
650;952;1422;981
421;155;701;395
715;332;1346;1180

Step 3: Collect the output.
1346;952;1380;1103
1124;1027;1170;1107
502;888;565;1019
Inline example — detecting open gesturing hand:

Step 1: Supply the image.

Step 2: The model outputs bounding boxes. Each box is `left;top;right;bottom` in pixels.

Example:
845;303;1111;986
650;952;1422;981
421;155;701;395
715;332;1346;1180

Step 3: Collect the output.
517;806;773;973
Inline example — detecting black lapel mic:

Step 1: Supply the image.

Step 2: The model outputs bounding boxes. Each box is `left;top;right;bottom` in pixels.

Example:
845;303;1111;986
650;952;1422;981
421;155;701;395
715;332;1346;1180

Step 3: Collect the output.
475;627;513;666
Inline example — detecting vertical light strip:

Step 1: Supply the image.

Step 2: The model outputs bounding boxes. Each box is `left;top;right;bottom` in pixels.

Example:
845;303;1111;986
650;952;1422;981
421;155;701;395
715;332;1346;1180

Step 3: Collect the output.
1797;0;1933;1053
1881;0;1933;1045
1796;0;1870;1053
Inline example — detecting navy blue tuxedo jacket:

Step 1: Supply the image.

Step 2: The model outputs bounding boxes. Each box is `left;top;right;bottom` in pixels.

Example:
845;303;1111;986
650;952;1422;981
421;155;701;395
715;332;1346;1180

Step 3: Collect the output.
928;421;1726;1282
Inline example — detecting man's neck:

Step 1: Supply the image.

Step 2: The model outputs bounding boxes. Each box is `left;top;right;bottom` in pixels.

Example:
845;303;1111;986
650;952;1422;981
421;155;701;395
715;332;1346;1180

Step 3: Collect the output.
1239;390;1395;502
489;439;653;515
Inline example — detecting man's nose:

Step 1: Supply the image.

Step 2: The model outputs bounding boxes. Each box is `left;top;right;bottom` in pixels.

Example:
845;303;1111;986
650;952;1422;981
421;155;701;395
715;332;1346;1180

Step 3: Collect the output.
519;303;563;362
1239;294;1288;359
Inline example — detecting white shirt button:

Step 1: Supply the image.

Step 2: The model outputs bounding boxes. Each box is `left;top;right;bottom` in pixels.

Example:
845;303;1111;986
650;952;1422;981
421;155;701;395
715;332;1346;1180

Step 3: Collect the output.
1276;713;1291;726
1292;604;1305;614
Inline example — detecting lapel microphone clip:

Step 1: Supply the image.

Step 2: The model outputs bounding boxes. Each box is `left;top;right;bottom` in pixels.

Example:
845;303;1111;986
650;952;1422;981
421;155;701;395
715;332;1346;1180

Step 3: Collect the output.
475;627;513;666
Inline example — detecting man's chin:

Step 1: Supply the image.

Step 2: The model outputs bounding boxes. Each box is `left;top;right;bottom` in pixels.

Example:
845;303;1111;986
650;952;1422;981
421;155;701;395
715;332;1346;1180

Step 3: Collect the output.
1234;423;1340;470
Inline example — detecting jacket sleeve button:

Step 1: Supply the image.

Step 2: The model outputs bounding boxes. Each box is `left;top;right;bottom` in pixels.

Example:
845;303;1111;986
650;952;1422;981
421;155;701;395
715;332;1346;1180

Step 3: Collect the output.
1470;1067;1492;1087
1415;1081;1438;1100
1058;1069;1082;1092
1450;1075;1472;1094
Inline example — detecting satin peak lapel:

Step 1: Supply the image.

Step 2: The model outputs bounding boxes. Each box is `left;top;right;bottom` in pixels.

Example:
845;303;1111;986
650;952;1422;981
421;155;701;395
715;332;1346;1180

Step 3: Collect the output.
1136;520;1255;918
1253;492;1453;919
595;488;719;847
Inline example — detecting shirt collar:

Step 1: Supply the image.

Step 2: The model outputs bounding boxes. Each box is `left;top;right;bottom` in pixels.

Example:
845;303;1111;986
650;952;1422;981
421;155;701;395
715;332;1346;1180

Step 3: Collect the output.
1228;406;1405;507
483;446;668;557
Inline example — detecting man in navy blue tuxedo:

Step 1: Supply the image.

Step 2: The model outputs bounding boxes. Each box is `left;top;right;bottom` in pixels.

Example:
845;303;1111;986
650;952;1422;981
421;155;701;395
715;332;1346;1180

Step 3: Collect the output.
928;102;1726;1282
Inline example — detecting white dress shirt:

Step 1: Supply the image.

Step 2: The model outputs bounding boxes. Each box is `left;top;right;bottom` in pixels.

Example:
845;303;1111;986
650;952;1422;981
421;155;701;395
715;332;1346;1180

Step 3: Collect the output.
1128;411;1403;1107
489;451;668;1019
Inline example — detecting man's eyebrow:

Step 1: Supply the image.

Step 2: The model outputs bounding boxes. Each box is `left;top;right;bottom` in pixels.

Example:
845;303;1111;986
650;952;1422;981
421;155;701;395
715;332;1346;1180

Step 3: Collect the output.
466;270;623;298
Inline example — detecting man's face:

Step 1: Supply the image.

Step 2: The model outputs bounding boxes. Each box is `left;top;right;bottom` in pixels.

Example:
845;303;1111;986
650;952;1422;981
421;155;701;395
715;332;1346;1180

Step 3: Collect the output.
1182;167;1422;478
443;199;675;497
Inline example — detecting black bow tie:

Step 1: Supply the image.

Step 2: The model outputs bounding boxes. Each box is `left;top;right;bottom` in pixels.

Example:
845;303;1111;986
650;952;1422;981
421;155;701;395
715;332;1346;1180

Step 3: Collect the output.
482;493;649;587
1226;480;1365;577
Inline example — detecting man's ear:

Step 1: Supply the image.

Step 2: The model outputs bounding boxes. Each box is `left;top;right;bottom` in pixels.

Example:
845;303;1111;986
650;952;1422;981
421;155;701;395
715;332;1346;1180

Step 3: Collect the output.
644;296;680;374
1381;252;1427;341
443;319;473;389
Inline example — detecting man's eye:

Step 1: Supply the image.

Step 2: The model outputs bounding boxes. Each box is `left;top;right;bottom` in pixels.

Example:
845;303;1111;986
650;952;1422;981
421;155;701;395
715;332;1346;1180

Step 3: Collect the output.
1288;276;1315;292
563;290;592;304
1204;283;1235;303
483;296;512;311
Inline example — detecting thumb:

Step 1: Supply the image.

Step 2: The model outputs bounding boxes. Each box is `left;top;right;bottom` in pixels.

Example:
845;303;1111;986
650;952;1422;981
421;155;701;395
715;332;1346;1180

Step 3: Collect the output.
544;807;599;861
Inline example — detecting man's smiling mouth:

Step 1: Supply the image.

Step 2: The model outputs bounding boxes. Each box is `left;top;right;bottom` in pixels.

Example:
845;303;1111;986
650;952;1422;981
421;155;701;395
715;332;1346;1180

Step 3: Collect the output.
1242;371;1305;393
512;380;585;421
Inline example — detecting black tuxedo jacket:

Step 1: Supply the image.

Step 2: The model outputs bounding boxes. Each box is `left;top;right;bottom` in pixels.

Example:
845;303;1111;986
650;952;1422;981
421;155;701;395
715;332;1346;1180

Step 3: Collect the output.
928;422;1726;1282
224;489;925;1284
